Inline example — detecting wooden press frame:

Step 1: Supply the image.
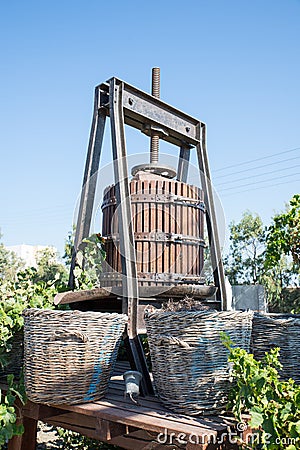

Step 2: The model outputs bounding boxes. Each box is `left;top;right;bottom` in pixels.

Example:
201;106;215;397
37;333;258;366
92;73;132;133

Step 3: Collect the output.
69;77;227;394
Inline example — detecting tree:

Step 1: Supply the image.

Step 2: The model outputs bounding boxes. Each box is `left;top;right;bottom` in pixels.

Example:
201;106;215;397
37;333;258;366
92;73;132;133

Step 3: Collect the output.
265;194;300;273
224;198;300;312
0;231;24;283
224;211;266;285
264;194;300;312
34;247;68;285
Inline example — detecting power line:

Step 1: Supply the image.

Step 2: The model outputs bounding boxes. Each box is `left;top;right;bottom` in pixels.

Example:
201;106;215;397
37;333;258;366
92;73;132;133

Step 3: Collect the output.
218;172;300;192
213;155;300;180
215;164;300;187
220;178;300;197
213;146;300;173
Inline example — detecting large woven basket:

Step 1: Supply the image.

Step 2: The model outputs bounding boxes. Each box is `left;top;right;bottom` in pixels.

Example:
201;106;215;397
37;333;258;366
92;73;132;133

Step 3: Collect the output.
145;309;253;415
23;309;127;405
252;312;300;383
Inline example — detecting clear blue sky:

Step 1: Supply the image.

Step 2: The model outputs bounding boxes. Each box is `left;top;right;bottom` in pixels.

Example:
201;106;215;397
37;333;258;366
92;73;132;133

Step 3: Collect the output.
0;0;299;255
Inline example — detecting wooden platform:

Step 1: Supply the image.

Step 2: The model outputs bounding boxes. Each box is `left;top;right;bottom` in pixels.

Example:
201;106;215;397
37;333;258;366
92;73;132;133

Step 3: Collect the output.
7;362;240;450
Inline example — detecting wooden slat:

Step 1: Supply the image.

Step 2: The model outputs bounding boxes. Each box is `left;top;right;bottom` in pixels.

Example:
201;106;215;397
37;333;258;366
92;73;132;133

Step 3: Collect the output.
104;392;227;431
54;288;114;305
149;180;156;277
156;180;163;280
169;181;176;277
137;179;144;284
50;398;224;438
101;395;228;431
110;429;182;450
46;412;126;441
46;422;98;440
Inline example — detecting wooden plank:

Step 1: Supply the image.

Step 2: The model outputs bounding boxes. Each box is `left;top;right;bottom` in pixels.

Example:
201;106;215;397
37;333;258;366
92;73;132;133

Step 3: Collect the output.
48;414;126;441
181;181;188;277
156;180;163;281
51;399;224;438
163;181;170;278
46;419;100;440
104;391;226;428
149;180;156;277
169;181;176;278
46;411;103;440
135;180;143;277
111;429;181;450
53;287;114;305
143;180;150;284
97;397;228;432
21;400;64;421
54;284;217;306
106;383;229;432
20;383;232;434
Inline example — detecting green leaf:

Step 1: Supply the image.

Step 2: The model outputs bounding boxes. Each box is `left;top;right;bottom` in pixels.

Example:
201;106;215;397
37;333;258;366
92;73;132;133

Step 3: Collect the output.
249;410;264;428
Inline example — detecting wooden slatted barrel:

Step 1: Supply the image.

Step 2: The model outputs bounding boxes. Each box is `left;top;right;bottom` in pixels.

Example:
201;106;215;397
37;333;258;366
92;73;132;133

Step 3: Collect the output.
100;172;206;288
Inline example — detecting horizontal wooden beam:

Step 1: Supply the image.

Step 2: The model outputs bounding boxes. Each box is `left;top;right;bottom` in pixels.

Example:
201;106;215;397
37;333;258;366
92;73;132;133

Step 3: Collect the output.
54;285;217;305
54;288;115;305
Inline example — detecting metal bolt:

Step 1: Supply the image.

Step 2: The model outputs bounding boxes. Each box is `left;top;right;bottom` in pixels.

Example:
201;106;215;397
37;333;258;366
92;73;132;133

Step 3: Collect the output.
150;67;160;164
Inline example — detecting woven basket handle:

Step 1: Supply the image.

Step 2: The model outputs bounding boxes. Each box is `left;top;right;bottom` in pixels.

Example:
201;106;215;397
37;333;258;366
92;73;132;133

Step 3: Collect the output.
156;334;190;348
52;329;89;343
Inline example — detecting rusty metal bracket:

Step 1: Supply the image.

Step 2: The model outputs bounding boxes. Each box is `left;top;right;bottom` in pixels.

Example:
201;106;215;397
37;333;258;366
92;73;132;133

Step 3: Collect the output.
102;193;206;211
100;271;206;285
133;232;206;245
105;231;206;245
138;272;206;284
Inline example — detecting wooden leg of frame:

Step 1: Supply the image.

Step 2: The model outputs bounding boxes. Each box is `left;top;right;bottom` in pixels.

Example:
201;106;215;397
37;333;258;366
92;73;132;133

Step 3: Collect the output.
8;416;38;450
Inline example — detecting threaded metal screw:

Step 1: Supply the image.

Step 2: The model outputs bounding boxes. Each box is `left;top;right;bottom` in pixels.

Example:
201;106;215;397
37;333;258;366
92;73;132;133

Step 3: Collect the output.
150;67;160;164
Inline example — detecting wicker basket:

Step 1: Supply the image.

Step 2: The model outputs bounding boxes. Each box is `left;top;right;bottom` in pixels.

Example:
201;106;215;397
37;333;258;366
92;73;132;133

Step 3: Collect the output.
23;309;127;405
0;331;24;382
144;309;253;415
252;312;300;383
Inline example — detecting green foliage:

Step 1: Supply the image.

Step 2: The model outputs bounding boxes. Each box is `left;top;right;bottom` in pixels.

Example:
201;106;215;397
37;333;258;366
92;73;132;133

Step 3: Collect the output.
0;242;24;283
224;199;300;310
73;234;106;290
262;195;300;310
0;375;26;447
0;230;106;447
221;332;300;449
0;255;58;447
0;270;56;366
224;211;267;285
56;429;119;449
265;194;300;272
34;247;68;285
